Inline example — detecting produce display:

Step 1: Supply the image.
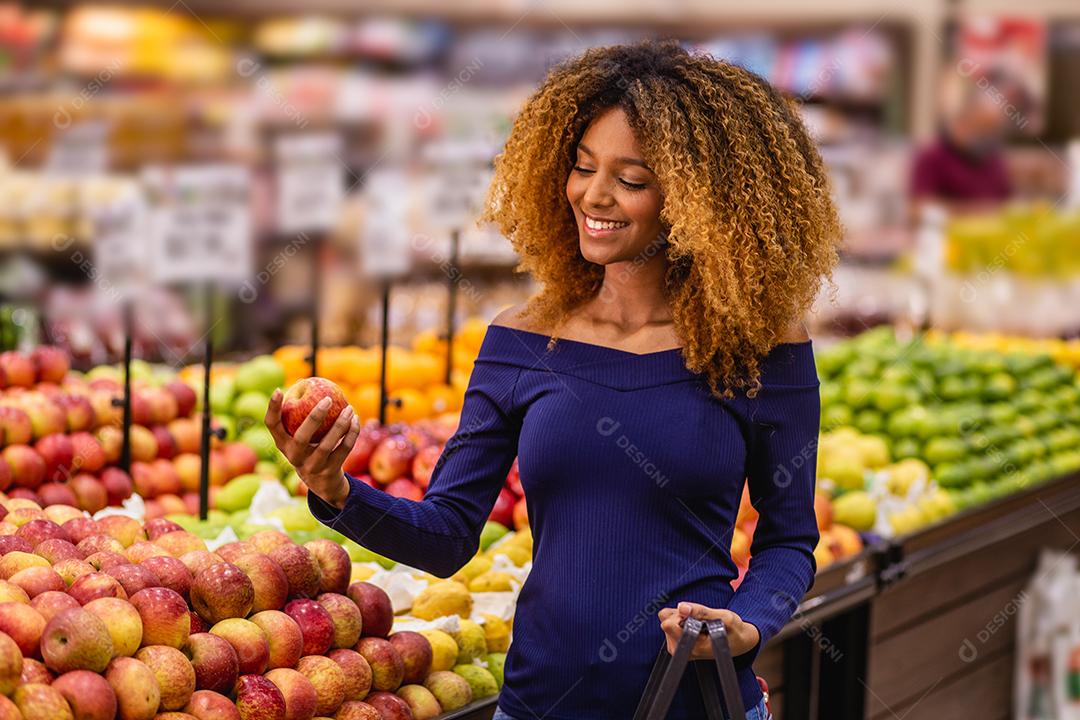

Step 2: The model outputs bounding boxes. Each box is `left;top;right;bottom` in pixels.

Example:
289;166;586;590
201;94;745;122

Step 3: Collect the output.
938;330;1080;371
944;204;1080;277
0;506;504;719
816;327;1080;535
3;319;1080;718
270;318;490;424
0;347;134;514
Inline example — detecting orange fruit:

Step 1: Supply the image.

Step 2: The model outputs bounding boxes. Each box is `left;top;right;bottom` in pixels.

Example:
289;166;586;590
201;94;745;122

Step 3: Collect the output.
425;384;461;414
386;388;431;424
347;384;382;421
412;329;447;356
455;317;488;353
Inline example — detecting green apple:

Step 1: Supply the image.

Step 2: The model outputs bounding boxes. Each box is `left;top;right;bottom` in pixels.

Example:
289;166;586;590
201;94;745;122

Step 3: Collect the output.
479;521;509;551
216;474;264;513
256;461;282;479
269;504;318;533
233;390;270;420
484;653;506;689
234;356;286;396
209;377;236;415
282;471;302;495
240;426;279;462
342;540;394;569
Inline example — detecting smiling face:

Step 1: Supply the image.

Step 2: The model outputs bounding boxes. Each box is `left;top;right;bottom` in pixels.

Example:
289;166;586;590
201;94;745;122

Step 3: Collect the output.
566;106;666;266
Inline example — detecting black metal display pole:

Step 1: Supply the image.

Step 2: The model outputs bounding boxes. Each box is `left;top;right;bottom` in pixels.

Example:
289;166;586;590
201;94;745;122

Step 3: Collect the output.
309;233;322;377
377;278;395;426
198;283;214;521
109;302;134;474
444;229;460;384
118;301;134;474
109;297;133;472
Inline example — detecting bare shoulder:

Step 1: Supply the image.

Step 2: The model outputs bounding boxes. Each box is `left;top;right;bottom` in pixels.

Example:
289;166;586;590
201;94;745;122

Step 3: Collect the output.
491;303;543;333
778;322;811;344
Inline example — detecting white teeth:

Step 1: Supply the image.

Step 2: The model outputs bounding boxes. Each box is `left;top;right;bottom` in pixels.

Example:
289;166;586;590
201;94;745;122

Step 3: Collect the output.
585;216;629;230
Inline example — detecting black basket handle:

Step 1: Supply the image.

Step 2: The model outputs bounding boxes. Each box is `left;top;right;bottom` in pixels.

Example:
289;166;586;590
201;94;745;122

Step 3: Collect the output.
632;616;747;720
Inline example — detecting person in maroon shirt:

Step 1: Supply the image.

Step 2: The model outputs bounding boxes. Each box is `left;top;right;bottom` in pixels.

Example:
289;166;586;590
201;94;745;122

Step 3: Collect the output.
911;73;1015;210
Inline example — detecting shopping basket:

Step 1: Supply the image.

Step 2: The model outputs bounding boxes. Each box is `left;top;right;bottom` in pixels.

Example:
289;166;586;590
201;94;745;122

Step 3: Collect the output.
632;616;747;720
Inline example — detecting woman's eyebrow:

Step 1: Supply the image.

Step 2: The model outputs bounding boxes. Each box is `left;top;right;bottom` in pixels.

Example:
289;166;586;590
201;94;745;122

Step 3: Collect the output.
577;143;653;172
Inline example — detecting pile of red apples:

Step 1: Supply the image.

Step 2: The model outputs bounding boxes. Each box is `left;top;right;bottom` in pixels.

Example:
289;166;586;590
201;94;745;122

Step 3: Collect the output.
0;509;448;719
0;346;259;519
342;421;527;531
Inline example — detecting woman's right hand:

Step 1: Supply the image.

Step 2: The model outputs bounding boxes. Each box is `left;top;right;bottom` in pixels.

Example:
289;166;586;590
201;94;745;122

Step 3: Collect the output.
264;389;361;509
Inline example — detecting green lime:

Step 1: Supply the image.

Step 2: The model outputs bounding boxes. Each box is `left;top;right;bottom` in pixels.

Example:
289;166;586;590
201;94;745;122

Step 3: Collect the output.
821;404;854;431
854;409;885;434
892;437;922;460
983;373;1017;401
872;383;912;413
934;462;969;488
842;379;876;410
924;437;967;465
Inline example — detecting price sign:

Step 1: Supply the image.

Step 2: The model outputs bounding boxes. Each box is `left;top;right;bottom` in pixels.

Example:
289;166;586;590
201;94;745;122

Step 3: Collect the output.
359;167;413;278
274;133;345;234
45;121;110;176
143;165;253;285
423;140;491;231
91;181;149;303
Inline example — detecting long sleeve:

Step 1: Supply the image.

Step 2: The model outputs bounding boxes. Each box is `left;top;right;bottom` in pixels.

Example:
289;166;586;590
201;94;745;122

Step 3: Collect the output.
726;371;821;668
307;359;524;577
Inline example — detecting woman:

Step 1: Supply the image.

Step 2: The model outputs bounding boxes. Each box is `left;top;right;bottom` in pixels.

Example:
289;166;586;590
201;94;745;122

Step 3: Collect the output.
266;40;840;720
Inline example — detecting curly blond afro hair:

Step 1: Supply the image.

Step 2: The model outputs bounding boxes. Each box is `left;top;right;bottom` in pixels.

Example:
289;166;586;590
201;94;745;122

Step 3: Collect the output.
479;39;841;398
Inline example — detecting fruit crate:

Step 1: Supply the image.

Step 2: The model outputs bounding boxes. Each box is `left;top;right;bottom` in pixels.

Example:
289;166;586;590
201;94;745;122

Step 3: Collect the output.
774;541;885;640
442;696;498;719
861;469;1080;720
881;468;1080;583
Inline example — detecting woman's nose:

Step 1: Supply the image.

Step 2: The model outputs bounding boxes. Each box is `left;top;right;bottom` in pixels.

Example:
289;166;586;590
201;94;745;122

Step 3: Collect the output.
582;176;615;210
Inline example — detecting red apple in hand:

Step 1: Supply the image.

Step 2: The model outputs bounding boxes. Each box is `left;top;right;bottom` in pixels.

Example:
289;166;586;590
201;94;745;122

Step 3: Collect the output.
280;379;348;443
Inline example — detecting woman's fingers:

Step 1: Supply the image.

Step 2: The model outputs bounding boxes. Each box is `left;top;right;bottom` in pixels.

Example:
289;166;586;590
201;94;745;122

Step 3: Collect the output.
264;390;289;445
327;415;362;468
292;397;332;447
660;603;743;660
314;406;354;458
659;613;684;655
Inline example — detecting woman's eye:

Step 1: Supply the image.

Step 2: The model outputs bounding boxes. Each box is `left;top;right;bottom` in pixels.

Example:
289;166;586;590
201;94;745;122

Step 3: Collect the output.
573;166;595;175
619;179;647;190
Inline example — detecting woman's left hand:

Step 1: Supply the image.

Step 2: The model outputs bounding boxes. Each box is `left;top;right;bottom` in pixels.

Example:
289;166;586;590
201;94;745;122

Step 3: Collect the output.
658;602;760;660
